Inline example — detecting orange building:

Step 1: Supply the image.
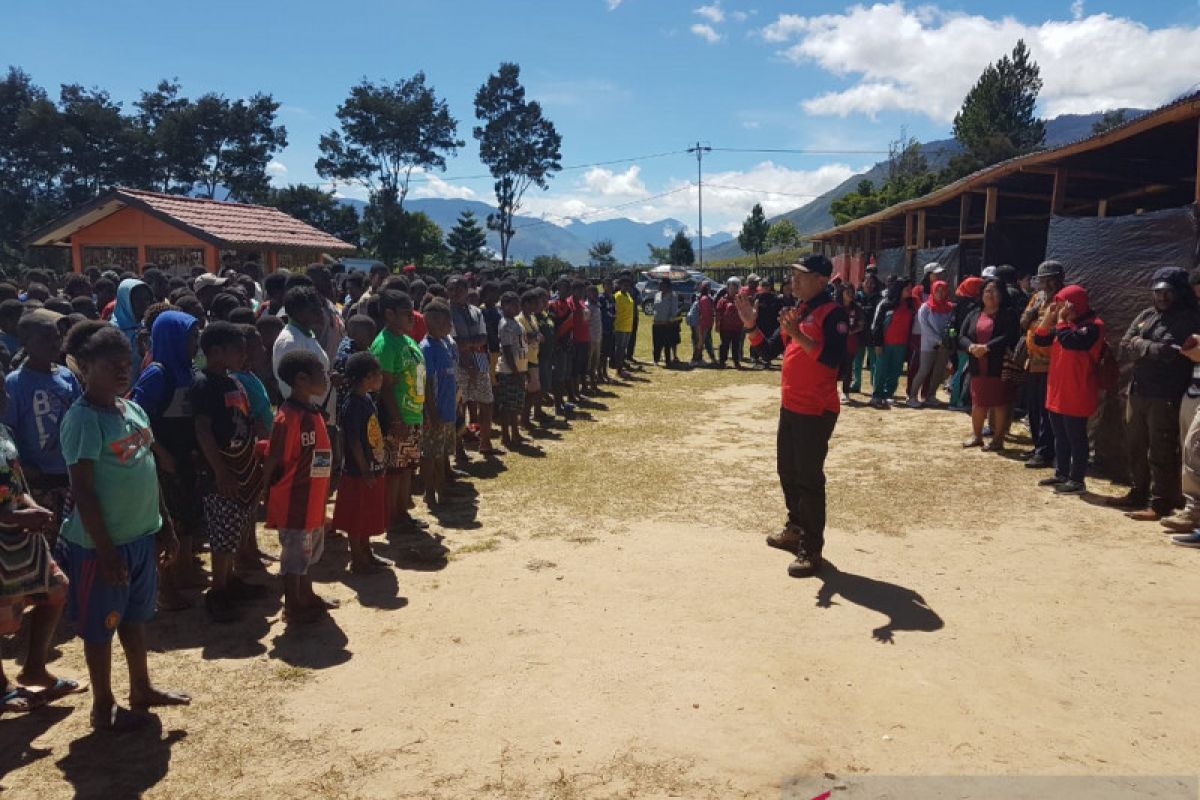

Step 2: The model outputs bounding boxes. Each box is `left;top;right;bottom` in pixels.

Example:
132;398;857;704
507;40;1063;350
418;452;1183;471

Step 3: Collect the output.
26;187;356;276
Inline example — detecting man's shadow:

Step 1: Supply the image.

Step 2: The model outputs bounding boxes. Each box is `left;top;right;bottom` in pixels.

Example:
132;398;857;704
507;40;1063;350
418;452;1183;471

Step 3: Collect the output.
56;715;186;800
813;562;944;643
0;704;73;786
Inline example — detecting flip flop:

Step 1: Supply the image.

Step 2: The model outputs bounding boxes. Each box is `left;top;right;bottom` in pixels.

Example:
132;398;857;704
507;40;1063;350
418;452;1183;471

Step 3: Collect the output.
2;686;46;715
37;677;88;702
92;704;152;733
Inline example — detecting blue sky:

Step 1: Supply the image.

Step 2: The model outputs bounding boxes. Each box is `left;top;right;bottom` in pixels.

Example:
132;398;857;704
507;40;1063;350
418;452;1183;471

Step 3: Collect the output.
4;0;1200;232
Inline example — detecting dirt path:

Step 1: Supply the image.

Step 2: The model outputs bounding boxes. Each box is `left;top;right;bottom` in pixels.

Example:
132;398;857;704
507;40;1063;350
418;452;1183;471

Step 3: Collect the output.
5;360;1199;799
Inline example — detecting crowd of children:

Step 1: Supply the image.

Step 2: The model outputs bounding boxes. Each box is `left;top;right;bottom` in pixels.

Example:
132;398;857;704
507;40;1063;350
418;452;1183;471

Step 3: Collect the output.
0;262;650;730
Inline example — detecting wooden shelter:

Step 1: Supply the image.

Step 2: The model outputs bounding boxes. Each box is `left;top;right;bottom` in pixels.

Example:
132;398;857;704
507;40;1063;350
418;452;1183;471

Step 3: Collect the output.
810;93;1200;279
25;187;356;276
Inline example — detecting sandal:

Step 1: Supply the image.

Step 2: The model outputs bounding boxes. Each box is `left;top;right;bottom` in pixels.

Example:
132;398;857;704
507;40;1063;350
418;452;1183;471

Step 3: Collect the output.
962;437;983;448
983;441;1005;452
478;447;506;457
36;677;88;702
2;686;46;715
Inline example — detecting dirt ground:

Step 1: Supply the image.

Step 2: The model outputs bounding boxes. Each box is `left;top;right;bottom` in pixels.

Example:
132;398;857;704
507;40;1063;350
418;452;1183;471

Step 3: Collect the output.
3;342;1200;799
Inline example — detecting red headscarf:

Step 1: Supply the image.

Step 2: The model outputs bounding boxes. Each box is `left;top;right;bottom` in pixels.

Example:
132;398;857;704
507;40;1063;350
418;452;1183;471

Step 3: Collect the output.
956;276;984;299
1054;284;1091;316
926;280;954;313
911;285;924;305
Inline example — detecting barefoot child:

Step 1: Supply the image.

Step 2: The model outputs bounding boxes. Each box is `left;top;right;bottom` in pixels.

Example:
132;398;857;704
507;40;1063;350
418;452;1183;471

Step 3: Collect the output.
331;352;392;573
0;378;83;716
191;322;266;623
420;301;458;507
263;350;338;624
57;321;190;731
370;290;426;532
495;291;528;449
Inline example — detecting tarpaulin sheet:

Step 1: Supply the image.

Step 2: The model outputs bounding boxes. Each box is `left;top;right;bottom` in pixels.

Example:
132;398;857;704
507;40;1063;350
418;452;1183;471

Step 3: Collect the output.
1043;205;1200;479
874;246;906;277
984;218;1050;275
915;244;961;284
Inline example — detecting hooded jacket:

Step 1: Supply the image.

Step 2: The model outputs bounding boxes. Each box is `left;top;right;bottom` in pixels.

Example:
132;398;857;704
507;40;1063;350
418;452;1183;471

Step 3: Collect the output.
1033;285;1105;417
112;278;149;376
1118;268;1200;400
129;310;199;419
871;282;914;346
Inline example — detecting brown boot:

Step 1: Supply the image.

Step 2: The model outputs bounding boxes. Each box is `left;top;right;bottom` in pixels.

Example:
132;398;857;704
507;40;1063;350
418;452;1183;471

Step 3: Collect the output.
766;525;803;552
1126;509;1162;522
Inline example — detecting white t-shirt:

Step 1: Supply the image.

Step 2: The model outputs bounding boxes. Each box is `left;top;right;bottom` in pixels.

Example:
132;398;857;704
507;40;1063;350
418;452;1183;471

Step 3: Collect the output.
272;323;336;421
497;316;528;374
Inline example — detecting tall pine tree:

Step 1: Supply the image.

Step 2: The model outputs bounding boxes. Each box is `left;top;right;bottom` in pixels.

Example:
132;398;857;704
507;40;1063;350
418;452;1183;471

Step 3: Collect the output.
737;203;770;268
950;40;1045;175
446;209;487;268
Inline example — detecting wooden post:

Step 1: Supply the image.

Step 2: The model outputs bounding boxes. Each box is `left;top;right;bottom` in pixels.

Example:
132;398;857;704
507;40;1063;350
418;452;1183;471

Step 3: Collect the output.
1051;167;1068;215
71;240;83;274
267;250;279;274
137;243;147;271
204;245;220;272
1097;199;1108;218
984;186;998;225
916;209;927;250
958;193;970;241
1195;117;1200;204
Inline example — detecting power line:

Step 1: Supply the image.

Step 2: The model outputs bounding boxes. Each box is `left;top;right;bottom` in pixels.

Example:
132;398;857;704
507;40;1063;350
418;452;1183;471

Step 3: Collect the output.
508;188;696;235
709;147;890;155
704;182;825;199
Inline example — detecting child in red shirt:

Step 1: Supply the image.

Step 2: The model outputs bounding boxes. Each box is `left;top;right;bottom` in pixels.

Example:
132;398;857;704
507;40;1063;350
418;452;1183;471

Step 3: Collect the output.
263;350;338;624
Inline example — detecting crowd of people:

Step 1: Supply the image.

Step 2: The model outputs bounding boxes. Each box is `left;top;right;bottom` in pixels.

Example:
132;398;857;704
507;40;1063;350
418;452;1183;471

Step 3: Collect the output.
0;261;654;730
3;252;1199;730
718;257;1200;546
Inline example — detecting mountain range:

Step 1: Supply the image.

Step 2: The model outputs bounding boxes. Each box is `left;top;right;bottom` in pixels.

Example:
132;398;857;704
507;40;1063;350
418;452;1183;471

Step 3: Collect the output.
337;110;1139;267
341;196;732;265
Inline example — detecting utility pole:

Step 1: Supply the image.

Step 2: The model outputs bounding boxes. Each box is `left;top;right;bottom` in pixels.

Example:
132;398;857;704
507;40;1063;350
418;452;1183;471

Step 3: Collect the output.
688;141;711;268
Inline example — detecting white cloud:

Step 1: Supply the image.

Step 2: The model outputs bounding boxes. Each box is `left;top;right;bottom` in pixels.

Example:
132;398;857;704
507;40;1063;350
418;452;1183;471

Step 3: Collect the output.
731;10;750;22
410;173;477;201
1071;0;1084;21
690;23;723;43
520;161;860;233
762;3;1200;121
583;165;648;197
607;0;622;9
695;3;724;23
266;160;287;175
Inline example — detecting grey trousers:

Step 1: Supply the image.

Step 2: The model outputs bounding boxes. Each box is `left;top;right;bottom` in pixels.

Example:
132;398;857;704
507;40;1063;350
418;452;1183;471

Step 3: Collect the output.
1126;394;1184;514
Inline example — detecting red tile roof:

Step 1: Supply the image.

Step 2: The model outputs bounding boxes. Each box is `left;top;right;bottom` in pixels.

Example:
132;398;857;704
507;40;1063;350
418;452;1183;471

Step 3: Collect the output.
116;187;356;252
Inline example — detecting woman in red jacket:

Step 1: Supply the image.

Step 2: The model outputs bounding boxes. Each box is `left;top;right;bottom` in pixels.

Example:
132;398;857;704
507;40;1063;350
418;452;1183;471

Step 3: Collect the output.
1032;285;1104;495
716;278;746;369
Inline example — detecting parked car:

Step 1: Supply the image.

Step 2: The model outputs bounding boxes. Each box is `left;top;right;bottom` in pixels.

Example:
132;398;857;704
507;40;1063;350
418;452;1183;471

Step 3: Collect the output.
639;270;722;314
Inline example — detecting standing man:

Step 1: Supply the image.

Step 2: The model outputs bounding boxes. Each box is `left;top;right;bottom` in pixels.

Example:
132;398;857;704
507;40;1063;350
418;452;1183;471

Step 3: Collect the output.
1110;268;1200;520
1020;261;1065;469
737;255;847;577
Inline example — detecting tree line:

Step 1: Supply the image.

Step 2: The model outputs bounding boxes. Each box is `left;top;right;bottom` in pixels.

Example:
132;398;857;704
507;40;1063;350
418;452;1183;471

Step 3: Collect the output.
0;63;561;270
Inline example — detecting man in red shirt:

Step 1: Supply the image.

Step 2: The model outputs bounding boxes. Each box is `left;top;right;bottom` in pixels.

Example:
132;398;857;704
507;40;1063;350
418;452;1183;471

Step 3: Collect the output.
738;254;847;577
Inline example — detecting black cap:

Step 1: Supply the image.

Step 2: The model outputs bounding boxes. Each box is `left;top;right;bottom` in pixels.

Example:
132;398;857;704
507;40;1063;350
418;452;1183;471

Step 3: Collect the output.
792;254;833;277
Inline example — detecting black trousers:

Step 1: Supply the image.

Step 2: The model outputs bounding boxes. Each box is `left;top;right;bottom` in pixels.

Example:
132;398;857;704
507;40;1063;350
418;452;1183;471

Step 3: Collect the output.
777;407;839;554
1126;394;1183;514
1027;371;1055;459
719;329;744;367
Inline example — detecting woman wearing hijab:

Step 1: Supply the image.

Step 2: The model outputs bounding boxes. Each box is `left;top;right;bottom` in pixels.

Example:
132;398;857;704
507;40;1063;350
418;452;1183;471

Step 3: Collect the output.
111;278;154;379
1031;285;1104;494
959;279;1020;450
869;279;914;408
949;276;984;410
129;310;203;609
908;280;955;407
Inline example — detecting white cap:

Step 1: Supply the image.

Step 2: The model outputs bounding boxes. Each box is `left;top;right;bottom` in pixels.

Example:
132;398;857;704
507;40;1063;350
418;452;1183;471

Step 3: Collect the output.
923;262;945;275
981;265;998;279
